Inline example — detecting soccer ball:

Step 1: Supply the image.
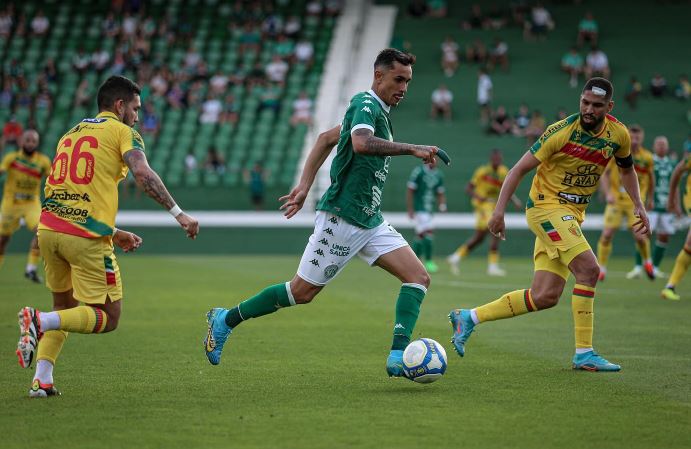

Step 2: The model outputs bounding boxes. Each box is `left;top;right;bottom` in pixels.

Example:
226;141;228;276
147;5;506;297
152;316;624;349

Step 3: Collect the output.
402;338;448;383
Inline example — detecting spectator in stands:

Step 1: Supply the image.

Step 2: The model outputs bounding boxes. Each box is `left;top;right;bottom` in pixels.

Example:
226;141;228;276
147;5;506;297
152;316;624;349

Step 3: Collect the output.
245;162;267;210
306;0;323;15
220;94;239;124
427;0;448;18
210;70;230;94
185;150;198;173
150;68;170;97
525;110;546;143
284;15;301;39
577;11;598;48
440;36;459;77
275;34;295;60
488;105;512;135
247;62;267;88
73;79;91;108
0;7;13;38
102;11;120;38
141;101;160;137
239;23;262;55
30;9;50;37
462;4;487;30
511;1;530;27
72;48;91;76
14;79;32;109
430;84;453;121
487;37;509;72
91;47;111;75
466;38;487;64
265;55;289;84
512;104;530;137
205;147;226;175
584;46;610;79
110;50;126;75
257;83;282;116
121;11;138;38
294;38;314;66
291;91;313;126
42;58;58;84
186;81;204;109
13;12;26;37
561;47;584;88
625;76;642;109
408;0;428;17
0;79;13;109
477;68;493;124
133;30;151;59
524;2;553;41
1;115;23;152
486;4;507;30
184;44;201;70
675;74;690;100
649;73;668;98
167;82;185;109
262;11;283;39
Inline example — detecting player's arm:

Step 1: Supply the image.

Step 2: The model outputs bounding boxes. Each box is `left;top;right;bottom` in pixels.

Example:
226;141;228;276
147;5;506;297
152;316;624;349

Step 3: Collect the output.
437;190;448;212
510;194;522;210
279;125;341;219
667;157;688;216
488;151;541;240
351;128;438;162
616;156;650;236
599;163;615;204
123;149;199;239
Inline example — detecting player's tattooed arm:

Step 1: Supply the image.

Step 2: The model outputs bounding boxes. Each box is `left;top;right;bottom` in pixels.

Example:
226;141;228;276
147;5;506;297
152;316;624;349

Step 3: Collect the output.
351;128;438;161
123;149;176;209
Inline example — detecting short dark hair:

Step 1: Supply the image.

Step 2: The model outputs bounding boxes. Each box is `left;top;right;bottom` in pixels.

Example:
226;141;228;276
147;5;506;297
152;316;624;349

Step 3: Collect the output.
97;75;141;110
628;123;643;133
374;48;416;70
582;77;613;101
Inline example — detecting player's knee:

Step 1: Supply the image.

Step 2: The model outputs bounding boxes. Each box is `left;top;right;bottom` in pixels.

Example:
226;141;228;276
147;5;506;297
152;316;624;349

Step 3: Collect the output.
531;288;560;309
415;270;431;289
102;313;119;332
290;282;320;304
575;264;600;286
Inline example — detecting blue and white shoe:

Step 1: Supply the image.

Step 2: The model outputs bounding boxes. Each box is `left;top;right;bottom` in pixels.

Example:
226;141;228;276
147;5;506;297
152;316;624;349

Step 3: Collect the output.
386;350;405;377
572;351;621;372
204;308;232;365
448;309;475;357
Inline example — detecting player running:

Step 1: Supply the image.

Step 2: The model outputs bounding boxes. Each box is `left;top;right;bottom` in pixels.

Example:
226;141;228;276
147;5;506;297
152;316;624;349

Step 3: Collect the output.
204;48;443;377
661;152;691;301
447;149;521;276
15;75;199;397
407;158;447;273
596;124;655;281
0;129;51;282
449;78;650;371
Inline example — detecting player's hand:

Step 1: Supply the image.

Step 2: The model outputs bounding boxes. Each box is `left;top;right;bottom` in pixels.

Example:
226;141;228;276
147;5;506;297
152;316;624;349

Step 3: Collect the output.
488;211;506;240
279;184;308;219
113;229;142;253
412;145;439;164
176;212;199;239
632;206;651;237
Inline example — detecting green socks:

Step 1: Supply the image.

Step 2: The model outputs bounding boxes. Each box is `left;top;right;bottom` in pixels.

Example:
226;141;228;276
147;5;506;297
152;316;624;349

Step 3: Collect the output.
391;284;426;350
225;283;295;328
653;241;667;267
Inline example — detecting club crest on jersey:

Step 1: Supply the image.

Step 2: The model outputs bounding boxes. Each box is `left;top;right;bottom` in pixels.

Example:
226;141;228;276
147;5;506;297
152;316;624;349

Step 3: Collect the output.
568;223;582;237
324;264;338;279
600;142;616;159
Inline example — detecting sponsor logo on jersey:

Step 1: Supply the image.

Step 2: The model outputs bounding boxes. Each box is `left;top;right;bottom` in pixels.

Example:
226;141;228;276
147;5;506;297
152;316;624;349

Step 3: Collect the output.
561;164;601;187
557;191;591;204
561;215;576;221
330;244;350;257
82;118;107;124
49;190;91;202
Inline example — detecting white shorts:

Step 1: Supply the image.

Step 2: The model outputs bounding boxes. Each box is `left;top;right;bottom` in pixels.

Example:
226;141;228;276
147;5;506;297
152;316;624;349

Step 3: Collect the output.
297;211;409;286
648;211;676;235
414;212;434;235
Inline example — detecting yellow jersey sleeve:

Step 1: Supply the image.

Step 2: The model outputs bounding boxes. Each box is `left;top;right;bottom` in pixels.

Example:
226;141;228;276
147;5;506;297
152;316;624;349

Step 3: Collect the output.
0;152;13;172
470;166;484;186
529;118;572;162
614;126;631;159
119;127;145;156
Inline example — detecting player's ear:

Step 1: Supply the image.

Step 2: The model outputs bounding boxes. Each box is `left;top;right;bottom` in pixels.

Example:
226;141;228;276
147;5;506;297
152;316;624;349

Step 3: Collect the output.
607;100;614;112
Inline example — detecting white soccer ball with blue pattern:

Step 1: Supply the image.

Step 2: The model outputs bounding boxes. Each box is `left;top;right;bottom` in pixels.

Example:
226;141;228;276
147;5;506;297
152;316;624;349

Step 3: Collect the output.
402;338;447;383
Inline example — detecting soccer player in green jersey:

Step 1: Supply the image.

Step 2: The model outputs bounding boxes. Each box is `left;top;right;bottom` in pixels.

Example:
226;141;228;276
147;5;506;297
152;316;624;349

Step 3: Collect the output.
204;49;441;377
407;158;447;273
627;136;676;278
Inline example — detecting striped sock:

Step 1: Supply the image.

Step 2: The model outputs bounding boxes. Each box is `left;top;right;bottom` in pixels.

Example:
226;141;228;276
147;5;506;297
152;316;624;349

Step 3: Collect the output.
40;307;108;334
474;289;536;323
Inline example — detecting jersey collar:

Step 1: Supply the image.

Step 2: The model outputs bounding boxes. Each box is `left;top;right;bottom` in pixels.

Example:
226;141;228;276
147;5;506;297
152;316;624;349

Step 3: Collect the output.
367;89;391;113
96;111;121;121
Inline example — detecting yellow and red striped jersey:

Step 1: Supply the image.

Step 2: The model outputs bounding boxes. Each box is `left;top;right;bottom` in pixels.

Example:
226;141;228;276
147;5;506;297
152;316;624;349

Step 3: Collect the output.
605;147;653;204
39;111;145;238
0;150;51;205
527;113;631;221
470;164;508;207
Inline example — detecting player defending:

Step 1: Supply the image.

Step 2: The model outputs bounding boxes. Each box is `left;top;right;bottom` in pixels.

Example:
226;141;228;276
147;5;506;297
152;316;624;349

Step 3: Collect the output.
596;124;654;281
447;149;521;276
0;130;51;282
449;78;650;371
661;152;691;300
407;158;446;273
15;76;199;397
204;49;441;377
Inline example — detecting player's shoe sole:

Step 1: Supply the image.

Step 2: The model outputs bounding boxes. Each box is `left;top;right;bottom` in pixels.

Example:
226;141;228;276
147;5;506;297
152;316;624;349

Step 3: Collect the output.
29;379;61;398
572;351;620;372
448;309;475;357
16;307;42;369
204;308;232;365
386;350;405;378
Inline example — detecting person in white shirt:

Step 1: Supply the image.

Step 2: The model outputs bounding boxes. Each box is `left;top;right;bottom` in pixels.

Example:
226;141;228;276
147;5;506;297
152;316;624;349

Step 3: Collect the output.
477;68;493;123
430;84;453;120
200;94;223;124
440;36;459;77
291;91;313;126
30;10;49;36
584;46;610;79
265;55;289;84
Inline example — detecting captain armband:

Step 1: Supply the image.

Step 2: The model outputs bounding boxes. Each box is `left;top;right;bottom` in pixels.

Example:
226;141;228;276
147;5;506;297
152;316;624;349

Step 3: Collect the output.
615;155;633;168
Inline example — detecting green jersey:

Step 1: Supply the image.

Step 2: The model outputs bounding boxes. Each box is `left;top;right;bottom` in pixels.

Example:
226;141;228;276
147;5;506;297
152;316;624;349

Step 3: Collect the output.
317;90;394;228
652;154;675;212
408;165;444;213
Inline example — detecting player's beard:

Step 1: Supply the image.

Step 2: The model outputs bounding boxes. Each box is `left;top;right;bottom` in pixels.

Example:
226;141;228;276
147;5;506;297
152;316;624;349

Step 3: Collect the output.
579;114;604;131
21;147;37;156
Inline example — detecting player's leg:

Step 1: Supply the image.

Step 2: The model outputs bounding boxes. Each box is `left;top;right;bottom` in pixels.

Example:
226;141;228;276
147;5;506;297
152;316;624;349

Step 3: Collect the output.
487;233;505;276
653;233;669;275
568;249;621;371
422;230;438;273
661;228;691;301
597;205;620;281
0;205;19;270
0;234;9;269
448;207;489;276
25;228;41;283
628;207;655;280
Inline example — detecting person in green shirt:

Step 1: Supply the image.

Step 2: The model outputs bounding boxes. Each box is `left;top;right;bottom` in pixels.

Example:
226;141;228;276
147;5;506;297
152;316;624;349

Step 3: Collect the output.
204;48;442;378
561;47;584;88
577;12;599;48
407;158;447;273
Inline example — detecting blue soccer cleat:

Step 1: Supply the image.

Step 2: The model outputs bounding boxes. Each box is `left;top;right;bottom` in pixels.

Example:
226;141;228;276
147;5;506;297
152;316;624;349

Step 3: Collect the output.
386;350;405;377
448;309;475;357
572;351;621;372
204;308;232;365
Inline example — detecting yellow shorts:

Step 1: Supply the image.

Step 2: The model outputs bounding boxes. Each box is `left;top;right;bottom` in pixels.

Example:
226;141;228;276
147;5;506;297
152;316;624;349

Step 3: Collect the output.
0;200;41;236
38;230;123;304
526;207;591;280
473;202;495;230
603;202;637;229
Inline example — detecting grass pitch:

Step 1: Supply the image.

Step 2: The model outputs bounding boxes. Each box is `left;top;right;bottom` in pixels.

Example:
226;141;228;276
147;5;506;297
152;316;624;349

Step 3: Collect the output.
1;254;689;449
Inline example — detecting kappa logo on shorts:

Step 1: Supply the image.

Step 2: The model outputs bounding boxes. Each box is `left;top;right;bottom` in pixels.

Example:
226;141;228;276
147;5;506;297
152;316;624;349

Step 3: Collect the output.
329;217;338;225
314;249;325;257
319;238;329;246
324;264;338;279
324;228;334;236
309;259;320;267
561;215;576;221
